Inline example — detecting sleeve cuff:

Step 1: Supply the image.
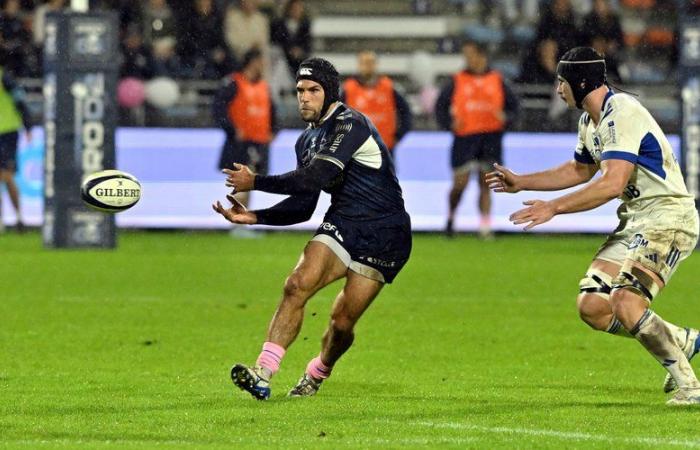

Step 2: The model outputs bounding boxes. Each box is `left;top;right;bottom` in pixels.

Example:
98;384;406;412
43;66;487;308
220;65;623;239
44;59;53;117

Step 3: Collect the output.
600;150;638;164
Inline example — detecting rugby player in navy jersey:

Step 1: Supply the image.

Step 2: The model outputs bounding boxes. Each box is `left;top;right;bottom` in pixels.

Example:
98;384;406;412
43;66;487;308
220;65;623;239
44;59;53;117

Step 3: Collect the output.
212;58;412;400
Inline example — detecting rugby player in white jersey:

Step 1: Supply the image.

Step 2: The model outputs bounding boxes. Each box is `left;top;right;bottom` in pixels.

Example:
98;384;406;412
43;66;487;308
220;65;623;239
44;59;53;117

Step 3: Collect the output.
486;47;700;405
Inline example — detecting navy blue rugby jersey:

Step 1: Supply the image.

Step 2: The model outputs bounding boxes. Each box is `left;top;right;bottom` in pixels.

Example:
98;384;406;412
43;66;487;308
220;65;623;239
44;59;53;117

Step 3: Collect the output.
294;103;407;221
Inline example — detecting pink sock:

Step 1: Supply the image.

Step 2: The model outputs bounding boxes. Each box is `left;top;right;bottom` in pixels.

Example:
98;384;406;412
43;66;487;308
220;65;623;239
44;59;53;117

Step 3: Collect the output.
255;342;286;376
306;355;332;380
480;216;491;228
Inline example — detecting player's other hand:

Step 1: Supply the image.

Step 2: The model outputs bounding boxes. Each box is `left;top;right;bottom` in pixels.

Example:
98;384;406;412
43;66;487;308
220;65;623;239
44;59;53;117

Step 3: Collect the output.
510;199;555;231
223;163;255;193
485;163;521;193
212;193;257;224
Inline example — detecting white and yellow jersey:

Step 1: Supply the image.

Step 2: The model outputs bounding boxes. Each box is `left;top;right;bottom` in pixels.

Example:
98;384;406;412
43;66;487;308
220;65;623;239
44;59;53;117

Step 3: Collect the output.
574;90;694;214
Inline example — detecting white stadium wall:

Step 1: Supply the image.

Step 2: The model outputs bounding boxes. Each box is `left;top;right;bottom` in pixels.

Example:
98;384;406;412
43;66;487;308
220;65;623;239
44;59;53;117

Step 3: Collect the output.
4;128;680;233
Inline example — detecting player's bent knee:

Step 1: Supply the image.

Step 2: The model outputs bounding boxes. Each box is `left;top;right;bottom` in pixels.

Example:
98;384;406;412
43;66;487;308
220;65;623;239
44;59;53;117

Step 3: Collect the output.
577;269;614;330
577;294;612;330
283;272;316;300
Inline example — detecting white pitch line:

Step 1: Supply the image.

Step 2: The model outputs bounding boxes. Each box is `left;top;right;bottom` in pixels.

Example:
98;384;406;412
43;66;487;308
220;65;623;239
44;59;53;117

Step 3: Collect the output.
412;421;700;448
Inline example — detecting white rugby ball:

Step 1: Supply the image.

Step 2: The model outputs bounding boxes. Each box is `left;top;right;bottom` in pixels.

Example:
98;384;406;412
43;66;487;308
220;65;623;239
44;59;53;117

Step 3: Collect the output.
81;170;141;213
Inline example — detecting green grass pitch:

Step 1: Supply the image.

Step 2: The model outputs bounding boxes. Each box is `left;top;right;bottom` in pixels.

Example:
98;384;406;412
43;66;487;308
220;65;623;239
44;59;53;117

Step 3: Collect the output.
2;231;700;449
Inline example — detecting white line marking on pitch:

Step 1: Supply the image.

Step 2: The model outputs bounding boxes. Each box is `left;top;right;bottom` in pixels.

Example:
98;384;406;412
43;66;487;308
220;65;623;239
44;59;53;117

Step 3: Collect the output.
412;421;700;448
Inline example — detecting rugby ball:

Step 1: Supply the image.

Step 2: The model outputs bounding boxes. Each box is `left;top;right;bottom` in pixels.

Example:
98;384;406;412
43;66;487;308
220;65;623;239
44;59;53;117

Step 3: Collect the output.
81;170;141;213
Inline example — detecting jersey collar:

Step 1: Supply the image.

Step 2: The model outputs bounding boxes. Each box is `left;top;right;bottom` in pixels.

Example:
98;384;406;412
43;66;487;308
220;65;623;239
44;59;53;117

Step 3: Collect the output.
312;102;343;128
602;88;615;112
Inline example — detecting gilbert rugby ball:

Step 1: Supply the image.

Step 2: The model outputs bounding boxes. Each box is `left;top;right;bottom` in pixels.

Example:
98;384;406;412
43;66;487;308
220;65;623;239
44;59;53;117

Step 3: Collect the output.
81;170;141;213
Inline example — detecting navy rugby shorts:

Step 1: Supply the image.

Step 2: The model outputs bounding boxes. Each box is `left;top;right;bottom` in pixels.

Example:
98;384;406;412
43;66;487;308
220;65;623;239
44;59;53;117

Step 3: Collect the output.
312;211;412;284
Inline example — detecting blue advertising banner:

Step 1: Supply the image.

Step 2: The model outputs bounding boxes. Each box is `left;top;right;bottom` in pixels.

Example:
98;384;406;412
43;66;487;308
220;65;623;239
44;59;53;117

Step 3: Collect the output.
5;129;681;233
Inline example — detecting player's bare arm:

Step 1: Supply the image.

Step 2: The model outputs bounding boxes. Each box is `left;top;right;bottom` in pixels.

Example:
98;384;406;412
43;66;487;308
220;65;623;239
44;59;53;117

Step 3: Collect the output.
212;193;257;224
510;159;634;230
486;160;596;193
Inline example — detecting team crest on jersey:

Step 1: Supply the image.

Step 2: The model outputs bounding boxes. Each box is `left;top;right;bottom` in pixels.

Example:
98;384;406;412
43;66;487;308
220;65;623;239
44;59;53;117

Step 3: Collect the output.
335;122;353;133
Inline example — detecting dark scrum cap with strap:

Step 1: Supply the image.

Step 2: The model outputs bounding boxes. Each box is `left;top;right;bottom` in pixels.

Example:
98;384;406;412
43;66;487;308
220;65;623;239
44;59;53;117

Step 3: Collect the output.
296;57;340;117
557;47;607;109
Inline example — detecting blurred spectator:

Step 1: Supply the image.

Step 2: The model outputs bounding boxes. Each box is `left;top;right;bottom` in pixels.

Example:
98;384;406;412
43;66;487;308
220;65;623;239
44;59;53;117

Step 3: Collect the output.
212;48;276;237
341;50;412;153
436;41;519;239
224;0;270;63
140;0;177;47
0;54;31;232
33;0;65;45
1;0;33;75
581;0;624;55
270;0;311;76
120;23;154;79
591;35;622;83
517;39;559;84
177;0;234;79
533;0;581;57
150;37;182;78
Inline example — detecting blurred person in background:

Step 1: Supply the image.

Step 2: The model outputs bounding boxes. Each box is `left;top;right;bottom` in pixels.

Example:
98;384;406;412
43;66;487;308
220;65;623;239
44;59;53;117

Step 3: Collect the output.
177;0;234;79
436;40;519;239
270;0;311;77
150;36;182;78
581;0;624;53
517;38;559;84
212;48;276;238
0;53;31;232
582;0;625;83
533;0;581;58
224;0;270;64
32;0;65;46
140;0;177;47
341;50;412;154
1;0;33;76
120;23;154;79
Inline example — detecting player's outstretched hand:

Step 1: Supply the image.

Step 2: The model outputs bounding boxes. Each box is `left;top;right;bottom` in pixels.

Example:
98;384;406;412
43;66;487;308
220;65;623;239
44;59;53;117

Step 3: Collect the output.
509;199;555;231
223;163;255;193
212;193;257;224
485;163;521;193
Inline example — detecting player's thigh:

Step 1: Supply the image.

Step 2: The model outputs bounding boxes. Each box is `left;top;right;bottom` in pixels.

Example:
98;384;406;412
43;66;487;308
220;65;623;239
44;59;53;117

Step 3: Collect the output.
288;240;349;294
330;270;384;329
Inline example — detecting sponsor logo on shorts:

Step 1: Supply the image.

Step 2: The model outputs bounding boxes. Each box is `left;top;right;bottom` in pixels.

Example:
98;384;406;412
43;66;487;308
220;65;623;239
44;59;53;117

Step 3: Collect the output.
320;222;343;242
360;256;396;268
629;233;649;250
